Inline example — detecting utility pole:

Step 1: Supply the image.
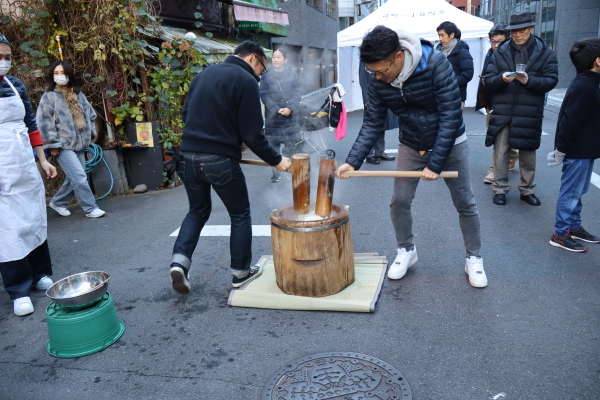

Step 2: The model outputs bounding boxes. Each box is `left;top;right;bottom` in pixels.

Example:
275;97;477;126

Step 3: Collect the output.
467;0;472;15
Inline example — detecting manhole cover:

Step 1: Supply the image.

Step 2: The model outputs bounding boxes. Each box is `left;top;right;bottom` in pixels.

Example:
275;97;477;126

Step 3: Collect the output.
263;352;411;399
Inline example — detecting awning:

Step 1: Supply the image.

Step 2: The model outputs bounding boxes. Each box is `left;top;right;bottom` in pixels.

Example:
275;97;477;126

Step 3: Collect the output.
237;21;288;36
233;0;289;25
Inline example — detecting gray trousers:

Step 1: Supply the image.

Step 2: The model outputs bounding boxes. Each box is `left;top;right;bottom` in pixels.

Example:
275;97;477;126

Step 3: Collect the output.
492;126;536;195
390;141;481;257
368;134;386;157
52;149;98;214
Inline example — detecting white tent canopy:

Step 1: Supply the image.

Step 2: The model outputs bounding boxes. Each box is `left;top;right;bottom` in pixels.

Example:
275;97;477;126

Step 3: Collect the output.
337;0;494;111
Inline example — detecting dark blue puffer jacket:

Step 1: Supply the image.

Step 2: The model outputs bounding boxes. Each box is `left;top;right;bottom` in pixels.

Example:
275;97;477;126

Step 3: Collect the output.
436;40;474;102
346;41;464;174
260;66;302;137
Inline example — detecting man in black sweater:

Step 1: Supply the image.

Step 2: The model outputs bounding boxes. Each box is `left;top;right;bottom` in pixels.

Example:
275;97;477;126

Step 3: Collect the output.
170;41;291;293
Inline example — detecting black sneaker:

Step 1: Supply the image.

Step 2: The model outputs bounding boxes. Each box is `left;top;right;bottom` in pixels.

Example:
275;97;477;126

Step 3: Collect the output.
570;227;600;243
170;263;190;293
232;263;263;288
549;234;587;253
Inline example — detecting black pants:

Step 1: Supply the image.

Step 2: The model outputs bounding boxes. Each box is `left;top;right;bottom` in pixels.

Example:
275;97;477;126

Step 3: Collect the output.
0;240;53;300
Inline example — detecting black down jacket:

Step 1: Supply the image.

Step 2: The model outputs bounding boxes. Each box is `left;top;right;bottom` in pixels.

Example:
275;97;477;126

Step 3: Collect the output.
436;40;474;102
346;41;464;174
260;66;302;137
484;36;558;150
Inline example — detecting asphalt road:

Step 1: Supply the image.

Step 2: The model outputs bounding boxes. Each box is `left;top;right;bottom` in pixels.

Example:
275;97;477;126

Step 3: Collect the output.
1;107;599;400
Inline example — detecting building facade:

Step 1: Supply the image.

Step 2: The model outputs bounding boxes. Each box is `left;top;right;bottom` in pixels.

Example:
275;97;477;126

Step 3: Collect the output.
272;0;339;93
480;0;600;88
447;0;482;15
156;0;337;93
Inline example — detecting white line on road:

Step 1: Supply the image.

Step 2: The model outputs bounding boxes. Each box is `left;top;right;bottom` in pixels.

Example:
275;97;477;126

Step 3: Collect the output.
170;225;271;237
591;172;600;189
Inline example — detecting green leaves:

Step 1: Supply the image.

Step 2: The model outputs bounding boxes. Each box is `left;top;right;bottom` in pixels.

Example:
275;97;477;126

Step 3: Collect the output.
168;58;181;68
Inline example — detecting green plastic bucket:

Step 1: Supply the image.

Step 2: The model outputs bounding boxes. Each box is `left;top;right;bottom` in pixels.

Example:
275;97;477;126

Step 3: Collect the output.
46;292;125;358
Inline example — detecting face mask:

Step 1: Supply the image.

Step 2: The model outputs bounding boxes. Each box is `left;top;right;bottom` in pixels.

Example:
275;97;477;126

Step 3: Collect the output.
54;75;69;85
0;60;11;75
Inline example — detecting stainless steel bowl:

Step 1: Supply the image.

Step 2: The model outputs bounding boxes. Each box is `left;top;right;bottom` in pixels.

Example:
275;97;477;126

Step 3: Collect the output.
46;271;111;305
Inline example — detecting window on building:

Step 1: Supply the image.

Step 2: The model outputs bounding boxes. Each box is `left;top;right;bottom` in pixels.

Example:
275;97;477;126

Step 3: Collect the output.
327;50;337;85
306;0;322;12
327;0;336;18
540;0;556;49
305;47;324;93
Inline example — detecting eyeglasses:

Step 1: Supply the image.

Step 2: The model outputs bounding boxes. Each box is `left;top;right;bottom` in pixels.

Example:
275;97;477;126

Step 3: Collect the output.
510;27;529;35
256;56;268;75
490;40;504;45
365;56;396;78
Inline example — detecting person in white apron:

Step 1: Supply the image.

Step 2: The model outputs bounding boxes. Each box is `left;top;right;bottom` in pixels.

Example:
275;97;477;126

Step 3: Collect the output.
0;33;58;316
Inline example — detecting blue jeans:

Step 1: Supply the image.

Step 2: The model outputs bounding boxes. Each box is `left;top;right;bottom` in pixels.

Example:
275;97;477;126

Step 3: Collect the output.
52;149;98;213
171;153;252;278
554;159;595;237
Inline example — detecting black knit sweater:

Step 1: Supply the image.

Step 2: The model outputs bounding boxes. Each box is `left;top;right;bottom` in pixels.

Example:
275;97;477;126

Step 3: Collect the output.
180;56;281;166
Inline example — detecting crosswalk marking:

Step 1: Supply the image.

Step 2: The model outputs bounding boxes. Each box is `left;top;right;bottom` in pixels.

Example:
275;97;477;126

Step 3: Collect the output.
170;225;272;237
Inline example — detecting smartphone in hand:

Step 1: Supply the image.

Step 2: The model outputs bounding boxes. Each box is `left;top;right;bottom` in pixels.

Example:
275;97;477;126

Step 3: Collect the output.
505;72;516;78
516;72;527;78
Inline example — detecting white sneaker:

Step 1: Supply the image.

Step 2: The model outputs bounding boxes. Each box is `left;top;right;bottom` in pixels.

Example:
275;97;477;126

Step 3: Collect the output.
86;208;106;218
465;256;488;288
14;297;34;316
49;201;71;216
477;108;487;115
388;246;418;280
34;276;53;291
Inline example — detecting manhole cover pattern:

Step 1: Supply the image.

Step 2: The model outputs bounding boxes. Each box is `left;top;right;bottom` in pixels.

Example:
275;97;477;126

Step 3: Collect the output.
263;352;411;400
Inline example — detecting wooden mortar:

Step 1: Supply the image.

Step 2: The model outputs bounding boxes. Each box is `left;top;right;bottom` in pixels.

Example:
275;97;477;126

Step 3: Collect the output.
270;204;355;297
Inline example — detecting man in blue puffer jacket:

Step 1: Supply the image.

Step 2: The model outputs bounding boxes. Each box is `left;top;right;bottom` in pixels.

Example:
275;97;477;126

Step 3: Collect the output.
336;26;486;288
